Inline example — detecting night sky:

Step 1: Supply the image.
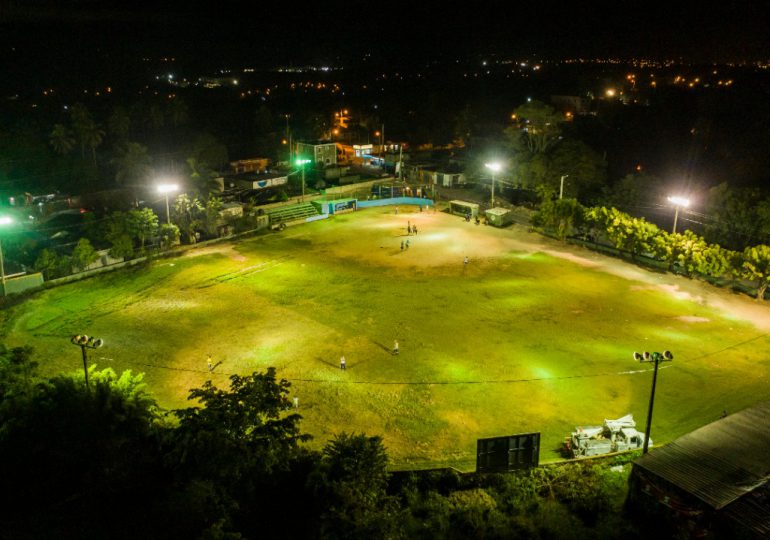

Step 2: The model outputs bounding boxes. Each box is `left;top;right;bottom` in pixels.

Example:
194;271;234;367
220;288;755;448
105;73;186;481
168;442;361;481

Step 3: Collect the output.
2;0;769;68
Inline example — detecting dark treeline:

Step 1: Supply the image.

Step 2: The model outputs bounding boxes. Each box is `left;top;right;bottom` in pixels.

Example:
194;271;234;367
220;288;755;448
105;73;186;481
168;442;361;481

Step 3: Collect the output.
0;345;648;539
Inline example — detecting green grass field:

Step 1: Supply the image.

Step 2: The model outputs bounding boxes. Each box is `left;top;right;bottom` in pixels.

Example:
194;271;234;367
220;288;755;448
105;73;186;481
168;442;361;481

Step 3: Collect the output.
3;206;770;470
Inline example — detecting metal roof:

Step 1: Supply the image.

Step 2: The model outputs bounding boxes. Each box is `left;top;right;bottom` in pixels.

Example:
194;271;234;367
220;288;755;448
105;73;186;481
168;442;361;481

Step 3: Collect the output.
635;401;770;510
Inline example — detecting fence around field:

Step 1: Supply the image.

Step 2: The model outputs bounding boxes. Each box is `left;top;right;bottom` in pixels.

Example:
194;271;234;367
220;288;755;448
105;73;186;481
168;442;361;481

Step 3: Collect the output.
357;197;434;209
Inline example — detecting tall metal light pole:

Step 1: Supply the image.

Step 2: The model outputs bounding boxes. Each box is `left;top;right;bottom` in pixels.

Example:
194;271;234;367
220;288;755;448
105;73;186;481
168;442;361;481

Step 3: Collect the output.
296;159;311;201
70;335;104;389
157;184;179;225
667;196;690;234
0;216;13;297
559;175;569;199
633;350;673;454
485;162;502;207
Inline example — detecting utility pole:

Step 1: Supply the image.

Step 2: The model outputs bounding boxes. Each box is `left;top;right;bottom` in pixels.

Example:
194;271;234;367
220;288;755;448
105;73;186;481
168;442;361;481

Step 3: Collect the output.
559;175;569;199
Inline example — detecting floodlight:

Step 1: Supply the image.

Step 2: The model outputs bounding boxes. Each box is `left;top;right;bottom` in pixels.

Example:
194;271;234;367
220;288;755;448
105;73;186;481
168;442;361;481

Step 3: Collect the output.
667;196;690;207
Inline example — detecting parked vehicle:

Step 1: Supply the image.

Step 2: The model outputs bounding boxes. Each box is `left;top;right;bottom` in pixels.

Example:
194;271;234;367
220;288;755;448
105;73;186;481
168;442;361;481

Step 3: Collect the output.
564;414;650;458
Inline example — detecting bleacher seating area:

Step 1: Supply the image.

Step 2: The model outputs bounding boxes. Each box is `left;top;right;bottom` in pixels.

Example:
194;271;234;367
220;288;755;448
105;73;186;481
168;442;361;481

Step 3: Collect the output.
267;202;320;225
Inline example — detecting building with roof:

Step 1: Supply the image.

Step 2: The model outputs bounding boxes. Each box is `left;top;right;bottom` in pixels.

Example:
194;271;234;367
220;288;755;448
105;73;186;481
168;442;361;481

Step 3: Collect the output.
627;402;770;539
295;140;337;167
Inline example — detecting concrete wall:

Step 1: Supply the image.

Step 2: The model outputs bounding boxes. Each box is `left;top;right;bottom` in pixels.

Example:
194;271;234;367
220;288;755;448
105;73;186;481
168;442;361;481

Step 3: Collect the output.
357;197;434;208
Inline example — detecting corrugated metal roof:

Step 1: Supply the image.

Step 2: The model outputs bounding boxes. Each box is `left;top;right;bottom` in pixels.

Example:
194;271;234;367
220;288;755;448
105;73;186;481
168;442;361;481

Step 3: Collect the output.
635;401;770;509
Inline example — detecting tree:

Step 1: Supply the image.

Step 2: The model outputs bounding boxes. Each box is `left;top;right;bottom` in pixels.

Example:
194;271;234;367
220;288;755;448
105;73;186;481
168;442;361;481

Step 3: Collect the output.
170;369;310;483
741;245;770;299
0;366;165;539
172;194;203;243
168;97;189;128
49;123;76;155
105;211;135;259
606;173;661;212
148;103;166;130
34;248;61;279
126;208;159;250
108;106;131;141
70;102;104;164
311;433;400;539
187;157;221;197
191;133;229;172
159;223;180;249
203;196;224;237
532;198;586;239
703;183;770;250
509;100;564;154
546;140;608;202
111;142;152;186
70;238;100;271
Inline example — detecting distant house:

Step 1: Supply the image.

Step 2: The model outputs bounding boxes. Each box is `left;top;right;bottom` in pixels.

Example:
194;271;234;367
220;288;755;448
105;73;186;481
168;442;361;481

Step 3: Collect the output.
403;162;466;187
229;158;270;174
627;402;770;539
295;140;337;167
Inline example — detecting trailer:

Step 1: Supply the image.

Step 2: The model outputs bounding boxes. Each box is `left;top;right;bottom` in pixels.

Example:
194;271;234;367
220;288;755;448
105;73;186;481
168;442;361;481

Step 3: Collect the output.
565;414;650;458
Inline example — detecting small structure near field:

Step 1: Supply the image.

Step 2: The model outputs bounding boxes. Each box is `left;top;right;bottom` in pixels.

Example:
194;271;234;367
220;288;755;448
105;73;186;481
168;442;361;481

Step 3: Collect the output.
449;200;479;218
627;402;770;539
485;207;514;227
312;198;357;215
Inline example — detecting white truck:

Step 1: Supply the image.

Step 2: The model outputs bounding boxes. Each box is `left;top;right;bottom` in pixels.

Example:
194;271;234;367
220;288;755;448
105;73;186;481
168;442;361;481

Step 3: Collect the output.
564;414;650;458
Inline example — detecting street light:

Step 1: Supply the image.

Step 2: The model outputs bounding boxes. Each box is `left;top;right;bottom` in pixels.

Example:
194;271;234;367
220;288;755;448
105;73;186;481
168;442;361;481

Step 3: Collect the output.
0;216;13;297
157;183;179;224
559;175;569;200
633;350;673;454
485;162;502;206
70;334;104;389
667;196;690;234
295;159;312;201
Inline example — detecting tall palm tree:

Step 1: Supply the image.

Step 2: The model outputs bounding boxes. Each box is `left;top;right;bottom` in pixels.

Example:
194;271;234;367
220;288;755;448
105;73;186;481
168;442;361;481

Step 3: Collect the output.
82;121;105;166
111;142;152;186
168;97;189;128
49;124;75;155
108;106;131;141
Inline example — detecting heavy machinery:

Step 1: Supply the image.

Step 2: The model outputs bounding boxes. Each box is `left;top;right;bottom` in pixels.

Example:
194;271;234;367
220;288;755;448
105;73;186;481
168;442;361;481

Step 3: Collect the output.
564;414;650;458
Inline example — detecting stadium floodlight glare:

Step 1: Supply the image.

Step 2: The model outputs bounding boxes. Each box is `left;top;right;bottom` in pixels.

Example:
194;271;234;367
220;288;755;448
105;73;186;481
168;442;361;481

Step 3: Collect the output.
667;196;691;233
634;350;674;454
157;183;179;224
0;215;13;296
485;162;503;206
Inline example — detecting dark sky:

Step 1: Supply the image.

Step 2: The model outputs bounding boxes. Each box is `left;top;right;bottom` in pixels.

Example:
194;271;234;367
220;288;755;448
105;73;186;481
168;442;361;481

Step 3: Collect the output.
1;0;769;65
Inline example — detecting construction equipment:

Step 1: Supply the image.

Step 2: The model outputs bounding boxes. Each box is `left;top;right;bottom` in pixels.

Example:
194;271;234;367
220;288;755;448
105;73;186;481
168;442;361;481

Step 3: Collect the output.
564;414;650;458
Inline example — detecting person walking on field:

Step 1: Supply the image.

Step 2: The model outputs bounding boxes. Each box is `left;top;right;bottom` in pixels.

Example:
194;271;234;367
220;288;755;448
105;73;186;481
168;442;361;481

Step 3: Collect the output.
413;225;418;234
393;340;399;355
401;240;404;251
407;221;411;234
207;354;214;372
405;239;410;249
464;256;469;265
340;355;346;370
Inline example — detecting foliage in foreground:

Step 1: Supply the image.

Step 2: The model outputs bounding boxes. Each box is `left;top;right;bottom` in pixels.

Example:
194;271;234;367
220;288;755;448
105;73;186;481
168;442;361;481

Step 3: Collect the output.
0;346;640;539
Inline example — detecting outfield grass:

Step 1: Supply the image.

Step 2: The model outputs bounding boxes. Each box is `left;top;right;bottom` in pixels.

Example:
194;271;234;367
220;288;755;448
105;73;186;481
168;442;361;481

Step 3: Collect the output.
3;206;770;470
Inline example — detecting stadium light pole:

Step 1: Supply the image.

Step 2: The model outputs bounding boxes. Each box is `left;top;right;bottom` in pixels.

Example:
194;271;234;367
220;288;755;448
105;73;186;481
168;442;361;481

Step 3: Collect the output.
0;216;13;297
295;158;311;202
70;335;105;390
559;175;569;199
485;162;502;206
667;196;690;234
157;183;179;224
633;350;673;454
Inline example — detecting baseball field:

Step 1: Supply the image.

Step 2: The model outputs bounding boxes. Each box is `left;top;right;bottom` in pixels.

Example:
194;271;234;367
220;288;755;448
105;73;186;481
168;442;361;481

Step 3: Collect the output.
3;205;770;469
